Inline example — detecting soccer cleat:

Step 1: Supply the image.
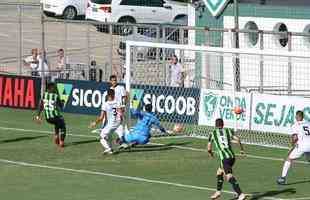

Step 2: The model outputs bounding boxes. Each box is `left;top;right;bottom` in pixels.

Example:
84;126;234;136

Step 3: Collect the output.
59;140;65;148
277;177;286;185
210;191;221;199
237;193;246;200
118;143;130;150
103;149;113;155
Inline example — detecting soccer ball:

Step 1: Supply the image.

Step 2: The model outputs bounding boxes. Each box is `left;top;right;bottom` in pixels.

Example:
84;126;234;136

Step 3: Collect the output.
234;106;244;115
173;123;183;133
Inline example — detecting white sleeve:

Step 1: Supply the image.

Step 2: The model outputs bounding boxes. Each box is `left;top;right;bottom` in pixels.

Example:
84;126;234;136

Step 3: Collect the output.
291;124;298;135
101;102;107;111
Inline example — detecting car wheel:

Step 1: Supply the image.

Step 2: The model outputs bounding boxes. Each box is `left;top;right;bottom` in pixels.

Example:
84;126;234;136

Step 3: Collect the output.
63;6;77;20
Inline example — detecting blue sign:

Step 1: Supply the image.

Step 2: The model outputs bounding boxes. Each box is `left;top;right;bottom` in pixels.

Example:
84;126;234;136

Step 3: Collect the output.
55;79;110;115
131;85;200;123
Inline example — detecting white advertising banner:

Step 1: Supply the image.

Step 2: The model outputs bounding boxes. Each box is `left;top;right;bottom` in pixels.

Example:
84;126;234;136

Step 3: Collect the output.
198;89;251;130
251;93;310;134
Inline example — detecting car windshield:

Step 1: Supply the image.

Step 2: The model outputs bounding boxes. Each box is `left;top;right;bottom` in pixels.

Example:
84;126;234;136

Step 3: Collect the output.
90;0;112;4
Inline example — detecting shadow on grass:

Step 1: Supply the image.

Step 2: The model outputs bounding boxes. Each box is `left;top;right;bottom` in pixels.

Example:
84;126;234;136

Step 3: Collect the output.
285;179;310;186
248;188;296;200
0;135;47;144
115;141;191;154
66;139;99;147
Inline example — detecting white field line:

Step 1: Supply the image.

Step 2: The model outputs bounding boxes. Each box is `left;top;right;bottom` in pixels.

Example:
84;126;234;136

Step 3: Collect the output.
0;126;310;166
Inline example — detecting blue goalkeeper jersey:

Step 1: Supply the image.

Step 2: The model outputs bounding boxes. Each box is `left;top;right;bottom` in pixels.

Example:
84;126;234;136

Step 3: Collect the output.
131;109;161;136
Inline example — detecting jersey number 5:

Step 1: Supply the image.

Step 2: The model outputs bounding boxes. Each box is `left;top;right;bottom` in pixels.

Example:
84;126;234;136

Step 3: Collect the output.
303;126;310;136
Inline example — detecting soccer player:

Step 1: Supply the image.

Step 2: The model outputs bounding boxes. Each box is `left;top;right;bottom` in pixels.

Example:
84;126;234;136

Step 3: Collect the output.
277;110;310;185
117;104;166;148
35;82;66;148
89;89;124;154
91;75;127;134
208;118;246;200
105;75;127;105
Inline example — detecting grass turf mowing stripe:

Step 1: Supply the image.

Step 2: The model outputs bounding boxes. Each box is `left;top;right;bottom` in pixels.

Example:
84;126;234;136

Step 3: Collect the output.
0;126;310;165
0;158;300;200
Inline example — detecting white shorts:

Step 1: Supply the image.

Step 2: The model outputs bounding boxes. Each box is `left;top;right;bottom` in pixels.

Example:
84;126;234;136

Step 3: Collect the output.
100;123;123;139
288;146;310;160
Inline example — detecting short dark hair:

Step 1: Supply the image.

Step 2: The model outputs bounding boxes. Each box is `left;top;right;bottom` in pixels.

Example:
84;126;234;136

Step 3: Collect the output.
107;89;115;98
110;75;117;81
215;118;224;128
145;104;152;112
296;110;304;119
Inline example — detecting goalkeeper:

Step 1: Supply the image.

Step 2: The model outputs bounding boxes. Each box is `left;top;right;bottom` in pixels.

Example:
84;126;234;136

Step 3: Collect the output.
117;104;166;148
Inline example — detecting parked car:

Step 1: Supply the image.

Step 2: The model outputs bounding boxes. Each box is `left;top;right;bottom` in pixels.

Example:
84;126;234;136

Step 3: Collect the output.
86;0;188;25
41;0;87;20
117;26;188;60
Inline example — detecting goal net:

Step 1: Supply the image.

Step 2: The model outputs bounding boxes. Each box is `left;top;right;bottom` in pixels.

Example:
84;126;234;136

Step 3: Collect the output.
125;41;310;149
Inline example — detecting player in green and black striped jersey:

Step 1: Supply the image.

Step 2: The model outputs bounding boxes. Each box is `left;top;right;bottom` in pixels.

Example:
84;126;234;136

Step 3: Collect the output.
208;118;246;200
35;82;66;148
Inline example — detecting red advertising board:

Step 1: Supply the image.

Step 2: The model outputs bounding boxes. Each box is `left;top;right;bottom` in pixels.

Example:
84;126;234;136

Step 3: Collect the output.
0;74;41;109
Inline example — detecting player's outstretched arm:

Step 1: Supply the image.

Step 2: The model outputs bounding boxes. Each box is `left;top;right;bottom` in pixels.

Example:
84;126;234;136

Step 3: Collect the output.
89;111;106;128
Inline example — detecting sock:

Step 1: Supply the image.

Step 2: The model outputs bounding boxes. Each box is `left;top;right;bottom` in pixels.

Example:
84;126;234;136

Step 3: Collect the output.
60;128;66;141
228;177;242;195
281;161;291;178
100;137;111;151
217;174;224;191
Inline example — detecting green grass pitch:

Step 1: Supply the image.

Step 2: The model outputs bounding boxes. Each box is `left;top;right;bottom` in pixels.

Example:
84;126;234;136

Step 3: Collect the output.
0;108;309;200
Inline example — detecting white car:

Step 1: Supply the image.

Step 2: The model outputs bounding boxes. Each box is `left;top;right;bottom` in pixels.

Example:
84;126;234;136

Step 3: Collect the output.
41;0;87;20
86;0;188;25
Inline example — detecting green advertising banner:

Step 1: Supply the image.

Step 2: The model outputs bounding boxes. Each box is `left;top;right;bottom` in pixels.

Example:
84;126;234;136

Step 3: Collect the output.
251;93;310;134
198;89;251;129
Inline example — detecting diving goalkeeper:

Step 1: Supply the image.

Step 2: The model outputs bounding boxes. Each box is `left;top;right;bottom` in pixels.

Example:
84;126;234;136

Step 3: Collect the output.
116;103;166;148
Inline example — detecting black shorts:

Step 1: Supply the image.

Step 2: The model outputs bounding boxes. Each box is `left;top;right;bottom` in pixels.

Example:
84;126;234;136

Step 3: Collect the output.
46;116;66;132
221;158;235;174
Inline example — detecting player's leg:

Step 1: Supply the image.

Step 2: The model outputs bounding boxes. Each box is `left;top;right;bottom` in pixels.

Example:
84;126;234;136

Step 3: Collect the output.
99;126;114;154
46;118;59;146
57;116;66;148
210;167;224;199
277;147;302;185
115;124;124;141
223;158;245;200
119;131;141;149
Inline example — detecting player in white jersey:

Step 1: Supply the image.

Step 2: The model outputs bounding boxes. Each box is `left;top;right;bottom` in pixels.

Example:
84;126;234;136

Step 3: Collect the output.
277;111;310;185
104;75;127;105
89;89;124;154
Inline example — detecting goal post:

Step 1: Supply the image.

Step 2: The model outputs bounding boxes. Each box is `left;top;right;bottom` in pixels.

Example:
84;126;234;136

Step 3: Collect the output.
125;40;310;149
